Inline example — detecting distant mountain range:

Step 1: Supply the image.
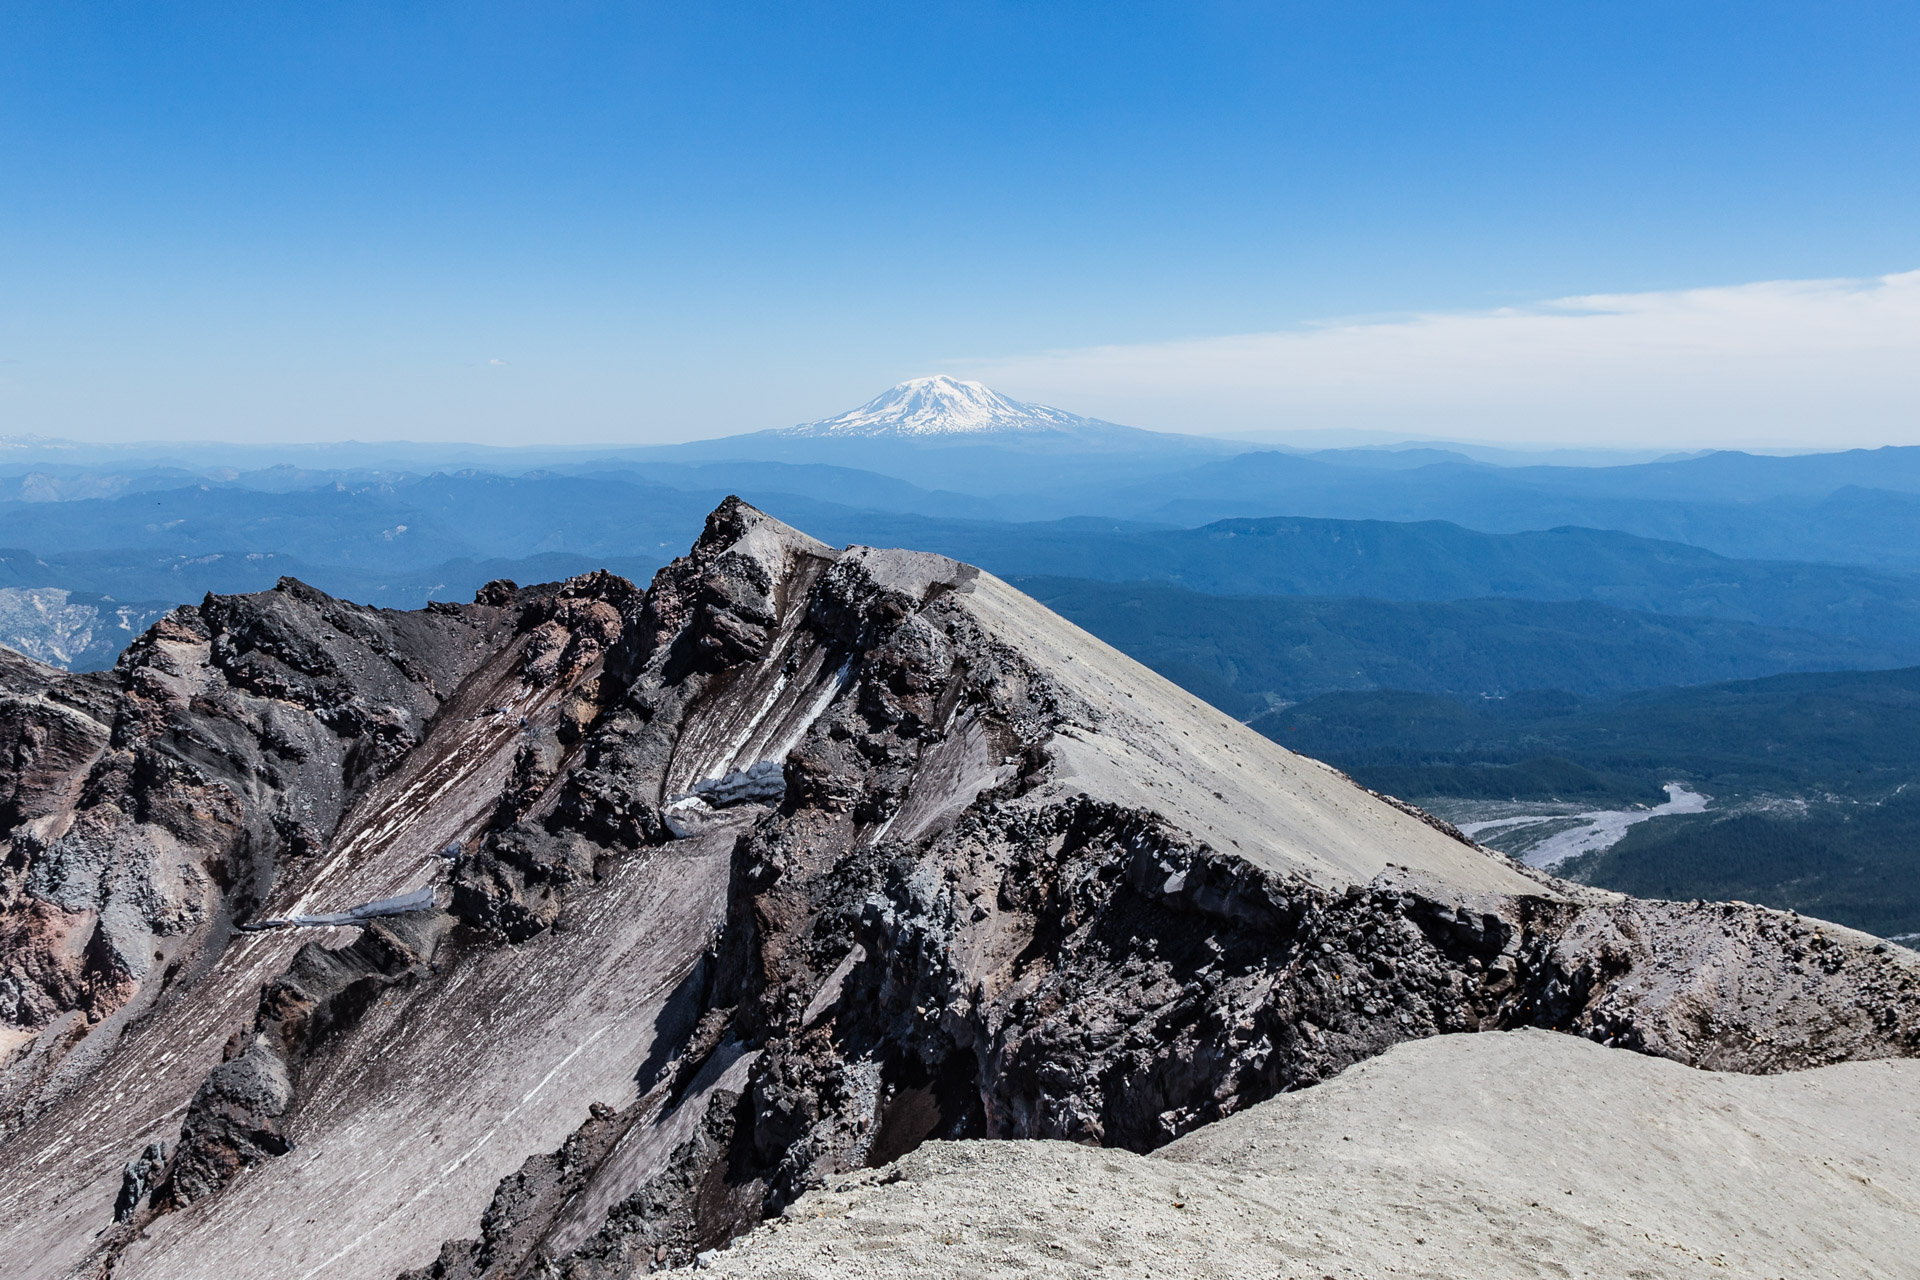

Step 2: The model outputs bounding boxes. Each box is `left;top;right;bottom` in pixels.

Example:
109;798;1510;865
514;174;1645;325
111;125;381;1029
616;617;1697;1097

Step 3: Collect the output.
4;384;1917;942
3;476;1917;647
3;378;1920;669
769;509;1920;653
18;377;1920;568
1015;576;1911;713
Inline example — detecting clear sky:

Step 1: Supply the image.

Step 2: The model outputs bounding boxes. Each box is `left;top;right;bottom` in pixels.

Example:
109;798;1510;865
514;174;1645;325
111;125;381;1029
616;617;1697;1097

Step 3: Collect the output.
2;2;1916;446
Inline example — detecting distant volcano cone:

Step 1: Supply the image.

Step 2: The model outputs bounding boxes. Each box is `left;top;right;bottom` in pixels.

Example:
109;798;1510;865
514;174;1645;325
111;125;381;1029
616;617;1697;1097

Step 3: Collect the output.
786;374;1101;437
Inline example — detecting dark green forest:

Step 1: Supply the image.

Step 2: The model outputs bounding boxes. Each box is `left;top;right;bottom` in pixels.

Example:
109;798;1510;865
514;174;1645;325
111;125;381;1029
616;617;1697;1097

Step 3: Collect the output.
1016;577;1909;709
1238;669;1920;938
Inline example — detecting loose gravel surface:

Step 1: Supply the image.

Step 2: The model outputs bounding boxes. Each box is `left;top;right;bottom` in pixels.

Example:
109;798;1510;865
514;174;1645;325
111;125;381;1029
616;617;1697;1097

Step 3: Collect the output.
706;1029;1920;1279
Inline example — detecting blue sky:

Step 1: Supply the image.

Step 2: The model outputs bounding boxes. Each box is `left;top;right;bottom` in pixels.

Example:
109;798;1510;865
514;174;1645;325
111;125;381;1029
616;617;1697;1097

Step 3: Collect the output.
2;2;1916;445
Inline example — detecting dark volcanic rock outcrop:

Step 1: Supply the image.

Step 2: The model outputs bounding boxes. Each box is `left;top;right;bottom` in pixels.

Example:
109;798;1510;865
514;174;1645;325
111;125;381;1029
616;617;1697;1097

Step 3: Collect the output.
0;565;640;1278
0;498;1914;1280
0;581;518;1126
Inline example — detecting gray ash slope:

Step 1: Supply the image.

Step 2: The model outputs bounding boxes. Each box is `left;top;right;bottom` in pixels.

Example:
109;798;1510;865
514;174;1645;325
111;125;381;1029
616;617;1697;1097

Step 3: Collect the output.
707;1030;1920;1280
0;498;1913;1279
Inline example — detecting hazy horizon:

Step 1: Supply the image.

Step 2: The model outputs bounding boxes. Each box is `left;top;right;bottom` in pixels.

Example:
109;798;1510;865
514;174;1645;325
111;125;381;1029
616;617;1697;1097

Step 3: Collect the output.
1;361;1912;457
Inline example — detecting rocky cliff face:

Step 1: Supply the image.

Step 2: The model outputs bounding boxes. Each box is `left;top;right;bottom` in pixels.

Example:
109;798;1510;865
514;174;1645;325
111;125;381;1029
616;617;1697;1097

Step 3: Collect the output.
0;577;520;1115
0;498;1914;1280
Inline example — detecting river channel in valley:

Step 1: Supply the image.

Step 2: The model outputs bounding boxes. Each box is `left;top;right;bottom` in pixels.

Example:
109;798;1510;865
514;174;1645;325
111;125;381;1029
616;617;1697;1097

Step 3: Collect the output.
1435;783;1710;869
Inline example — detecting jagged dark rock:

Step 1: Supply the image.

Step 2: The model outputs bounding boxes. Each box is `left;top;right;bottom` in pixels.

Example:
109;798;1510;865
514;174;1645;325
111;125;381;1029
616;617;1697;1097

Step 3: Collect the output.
113;1140;168;1223
0;498;1915;1280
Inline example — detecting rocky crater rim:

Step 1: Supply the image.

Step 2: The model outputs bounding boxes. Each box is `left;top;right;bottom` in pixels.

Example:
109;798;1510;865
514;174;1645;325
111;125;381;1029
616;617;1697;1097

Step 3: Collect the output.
0;497;1912;1280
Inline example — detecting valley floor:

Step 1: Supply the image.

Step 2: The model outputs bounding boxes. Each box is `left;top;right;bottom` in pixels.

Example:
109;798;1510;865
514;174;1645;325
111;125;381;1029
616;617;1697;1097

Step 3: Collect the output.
1435;783;1710;868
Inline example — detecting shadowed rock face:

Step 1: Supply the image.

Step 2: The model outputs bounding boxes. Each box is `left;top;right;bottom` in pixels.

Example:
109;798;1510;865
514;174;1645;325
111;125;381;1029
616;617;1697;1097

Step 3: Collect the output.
0;563;637;1278
0;498;1916;1280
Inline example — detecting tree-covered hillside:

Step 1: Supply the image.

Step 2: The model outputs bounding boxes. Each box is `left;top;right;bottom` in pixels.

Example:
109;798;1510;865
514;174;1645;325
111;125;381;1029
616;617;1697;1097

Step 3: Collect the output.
1016;577;1908;711
1250;669;1920;938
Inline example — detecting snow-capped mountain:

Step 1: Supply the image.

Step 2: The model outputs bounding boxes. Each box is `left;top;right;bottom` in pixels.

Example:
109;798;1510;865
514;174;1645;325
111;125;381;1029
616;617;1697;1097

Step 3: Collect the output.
787;375;1105;438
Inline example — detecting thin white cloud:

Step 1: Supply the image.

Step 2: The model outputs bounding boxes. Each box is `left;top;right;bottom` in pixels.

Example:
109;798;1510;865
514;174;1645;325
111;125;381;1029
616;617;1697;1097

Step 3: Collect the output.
960;271;1920;448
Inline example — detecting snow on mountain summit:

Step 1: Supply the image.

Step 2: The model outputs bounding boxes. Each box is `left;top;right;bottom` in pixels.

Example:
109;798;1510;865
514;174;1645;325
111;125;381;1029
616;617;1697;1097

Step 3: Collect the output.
787;375;1095;437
